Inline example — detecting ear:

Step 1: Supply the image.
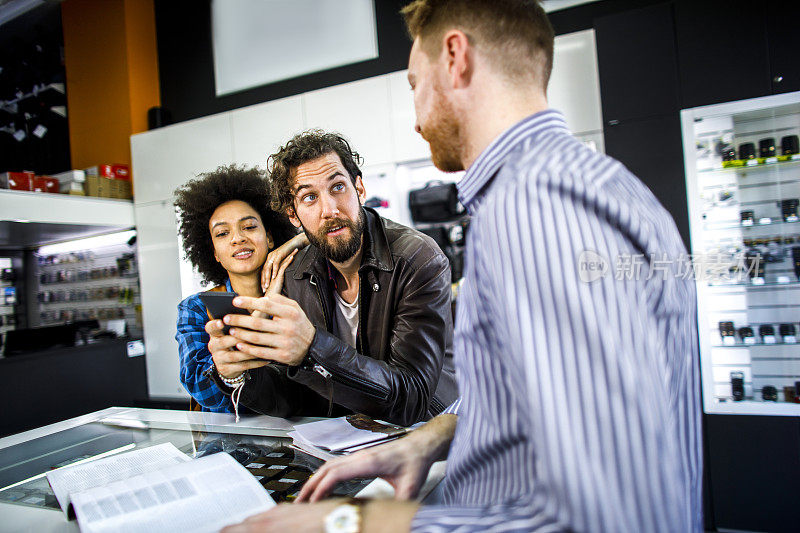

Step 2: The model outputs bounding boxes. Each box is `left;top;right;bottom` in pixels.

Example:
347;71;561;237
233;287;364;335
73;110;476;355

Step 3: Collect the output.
265;230;274;250
354;176;367;204
443;29;472;89
286;206;302;228
213;248;220;263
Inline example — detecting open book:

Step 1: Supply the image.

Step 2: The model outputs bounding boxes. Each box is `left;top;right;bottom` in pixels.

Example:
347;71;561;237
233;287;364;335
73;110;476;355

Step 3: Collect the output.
288;414;409;460
45;442;274;533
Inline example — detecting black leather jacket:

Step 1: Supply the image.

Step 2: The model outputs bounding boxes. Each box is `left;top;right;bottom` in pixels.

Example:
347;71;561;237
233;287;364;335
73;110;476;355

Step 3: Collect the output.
216;208;458;426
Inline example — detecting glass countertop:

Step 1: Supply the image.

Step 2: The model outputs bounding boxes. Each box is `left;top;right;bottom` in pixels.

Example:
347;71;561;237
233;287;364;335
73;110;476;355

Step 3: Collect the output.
0;408;370;513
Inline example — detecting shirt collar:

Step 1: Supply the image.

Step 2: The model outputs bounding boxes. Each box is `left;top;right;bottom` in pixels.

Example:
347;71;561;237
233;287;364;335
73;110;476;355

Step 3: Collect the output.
458;109;570;208
225;278;233;293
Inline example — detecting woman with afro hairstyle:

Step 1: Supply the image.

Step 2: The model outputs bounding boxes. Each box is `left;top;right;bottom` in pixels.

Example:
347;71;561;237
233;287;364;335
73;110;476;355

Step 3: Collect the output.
174;164;304;412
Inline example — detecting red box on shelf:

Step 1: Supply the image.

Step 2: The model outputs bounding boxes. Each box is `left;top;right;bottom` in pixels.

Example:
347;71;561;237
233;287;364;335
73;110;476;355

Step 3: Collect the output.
85;165;115;179
112;164;130;181
33;176;59;193
0;171;34;190
86;164;130;181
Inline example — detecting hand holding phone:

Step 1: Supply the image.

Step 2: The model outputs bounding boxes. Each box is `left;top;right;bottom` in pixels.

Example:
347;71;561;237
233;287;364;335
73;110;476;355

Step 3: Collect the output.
198;292;249;334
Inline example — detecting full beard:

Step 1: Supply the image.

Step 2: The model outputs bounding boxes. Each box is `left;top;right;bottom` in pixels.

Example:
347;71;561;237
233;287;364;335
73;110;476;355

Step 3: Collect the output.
305;207;366;263
423;87;465;172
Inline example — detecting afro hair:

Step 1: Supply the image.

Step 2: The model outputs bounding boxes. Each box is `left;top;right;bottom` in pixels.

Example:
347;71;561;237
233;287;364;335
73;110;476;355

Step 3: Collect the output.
174;164;297;287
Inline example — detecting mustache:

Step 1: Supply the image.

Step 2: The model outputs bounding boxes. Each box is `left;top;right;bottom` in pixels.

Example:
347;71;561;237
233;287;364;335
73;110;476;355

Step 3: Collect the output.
321;218;355;233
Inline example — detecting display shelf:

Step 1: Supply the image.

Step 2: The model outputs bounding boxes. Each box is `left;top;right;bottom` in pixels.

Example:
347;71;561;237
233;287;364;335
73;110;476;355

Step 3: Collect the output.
708;280;800;288
712;342;798;348
707;400;800;415
683;90;800;416
0;189;134;226
33;243;142;334
703;218;800;231
697;155;800;174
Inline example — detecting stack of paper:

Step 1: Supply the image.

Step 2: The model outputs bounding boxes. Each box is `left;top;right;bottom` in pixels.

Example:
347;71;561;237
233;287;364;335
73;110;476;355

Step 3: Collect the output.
288;415;409;461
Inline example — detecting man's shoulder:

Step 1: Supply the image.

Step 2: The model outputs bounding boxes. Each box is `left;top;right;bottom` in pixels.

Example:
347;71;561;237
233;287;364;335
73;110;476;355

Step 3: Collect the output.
380;216;447;271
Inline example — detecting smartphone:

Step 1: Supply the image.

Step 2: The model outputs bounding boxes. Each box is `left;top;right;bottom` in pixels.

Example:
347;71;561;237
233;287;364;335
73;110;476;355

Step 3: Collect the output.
198;292;249;334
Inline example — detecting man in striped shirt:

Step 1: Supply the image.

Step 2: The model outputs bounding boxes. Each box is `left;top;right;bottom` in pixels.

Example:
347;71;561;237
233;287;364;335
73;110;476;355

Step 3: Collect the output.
224;1;702;532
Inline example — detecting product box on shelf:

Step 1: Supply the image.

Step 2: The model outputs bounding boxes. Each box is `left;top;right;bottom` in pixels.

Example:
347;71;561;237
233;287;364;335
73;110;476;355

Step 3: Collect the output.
32;176;59;193
0;171;35;191
109;179;133;199
84;175;113;198
85;164;130;181
52;170;86;194
112;164;130;181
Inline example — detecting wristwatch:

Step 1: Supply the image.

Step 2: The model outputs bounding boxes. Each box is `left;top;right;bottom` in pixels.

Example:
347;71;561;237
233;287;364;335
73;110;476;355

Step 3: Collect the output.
324;503;361;533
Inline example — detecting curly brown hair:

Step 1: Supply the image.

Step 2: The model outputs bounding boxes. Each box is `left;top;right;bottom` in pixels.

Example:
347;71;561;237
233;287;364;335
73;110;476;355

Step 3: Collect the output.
267;130;363;215
174;164;296;287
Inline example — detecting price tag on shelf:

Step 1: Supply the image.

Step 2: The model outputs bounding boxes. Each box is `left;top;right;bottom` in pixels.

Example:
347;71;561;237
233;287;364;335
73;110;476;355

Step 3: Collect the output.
723;336;737;346
744;337;756;345
783;335;797;344
741;220;753;227
763;335;776;344
758;218;772;225
765;157;778;164
785;215;798;223
792;154;800;161
747;159;759;167
751;277;765;285
126;340;145;358
777;276;791;284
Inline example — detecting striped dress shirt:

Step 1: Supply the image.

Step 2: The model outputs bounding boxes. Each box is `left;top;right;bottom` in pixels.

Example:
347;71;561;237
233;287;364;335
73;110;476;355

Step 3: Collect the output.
412;110;702;532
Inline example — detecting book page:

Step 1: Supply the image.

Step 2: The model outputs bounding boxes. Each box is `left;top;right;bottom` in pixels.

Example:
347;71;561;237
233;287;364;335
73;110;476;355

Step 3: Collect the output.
46;442;190;517
71;452;274;533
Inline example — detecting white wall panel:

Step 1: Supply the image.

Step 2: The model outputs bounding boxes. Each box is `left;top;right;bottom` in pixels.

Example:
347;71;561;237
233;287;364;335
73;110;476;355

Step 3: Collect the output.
134;200;188;399
302;76;393;166
131;114;234;205
387;70;431;163
231;95;305;168
549;29;603;135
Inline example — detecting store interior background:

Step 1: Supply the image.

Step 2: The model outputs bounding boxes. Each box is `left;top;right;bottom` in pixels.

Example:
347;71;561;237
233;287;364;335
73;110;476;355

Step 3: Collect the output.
0;0;798;530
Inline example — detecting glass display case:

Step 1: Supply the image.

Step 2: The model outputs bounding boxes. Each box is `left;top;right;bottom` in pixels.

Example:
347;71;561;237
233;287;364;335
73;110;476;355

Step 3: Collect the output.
682;90;800;415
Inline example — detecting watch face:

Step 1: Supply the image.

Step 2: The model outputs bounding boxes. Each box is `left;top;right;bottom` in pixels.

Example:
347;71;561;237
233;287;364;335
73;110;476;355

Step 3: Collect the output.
325;504;360;533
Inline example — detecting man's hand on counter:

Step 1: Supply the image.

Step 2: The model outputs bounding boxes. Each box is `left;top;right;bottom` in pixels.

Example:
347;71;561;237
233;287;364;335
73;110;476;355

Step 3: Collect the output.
298;413;457;503
223;294;315;367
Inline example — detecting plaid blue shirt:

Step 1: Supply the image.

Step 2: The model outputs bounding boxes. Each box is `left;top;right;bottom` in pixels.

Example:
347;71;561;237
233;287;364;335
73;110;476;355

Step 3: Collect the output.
176;279;234;413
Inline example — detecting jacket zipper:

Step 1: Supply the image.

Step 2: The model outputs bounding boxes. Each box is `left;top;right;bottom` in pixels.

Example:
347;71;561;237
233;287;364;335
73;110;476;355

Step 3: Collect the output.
310;276;334;416
430;395;445;413
309;275;391;406
356;271;366;357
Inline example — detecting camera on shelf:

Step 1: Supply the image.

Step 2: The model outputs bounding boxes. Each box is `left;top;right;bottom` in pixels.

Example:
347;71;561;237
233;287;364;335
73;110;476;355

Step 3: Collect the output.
730;371;745;402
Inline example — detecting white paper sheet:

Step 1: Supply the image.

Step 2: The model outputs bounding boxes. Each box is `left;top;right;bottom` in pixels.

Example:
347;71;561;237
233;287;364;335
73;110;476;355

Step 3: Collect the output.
290;416;408;452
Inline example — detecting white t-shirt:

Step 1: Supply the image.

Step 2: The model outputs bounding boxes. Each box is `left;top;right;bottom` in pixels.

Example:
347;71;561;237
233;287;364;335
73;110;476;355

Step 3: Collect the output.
333;291;359;348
